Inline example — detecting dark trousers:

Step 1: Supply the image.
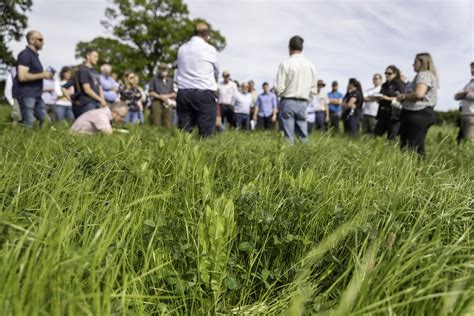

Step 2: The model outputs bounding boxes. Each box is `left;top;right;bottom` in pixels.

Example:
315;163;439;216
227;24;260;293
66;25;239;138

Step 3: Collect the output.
73;102;99;119
220;103;235;128
256;116;274;130
307;122;315;134
315;111;326;130
329;112;340;131
177;89;216;137
374;109;400;140
399;107;436;157
343;114;360;137
362;115;377;134
234;113;250;130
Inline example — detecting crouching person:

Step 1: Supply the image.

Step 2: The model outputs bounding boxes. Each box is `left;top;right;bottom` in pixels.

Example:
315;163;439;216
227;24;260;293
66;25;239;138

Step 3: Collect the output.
70;102;128;135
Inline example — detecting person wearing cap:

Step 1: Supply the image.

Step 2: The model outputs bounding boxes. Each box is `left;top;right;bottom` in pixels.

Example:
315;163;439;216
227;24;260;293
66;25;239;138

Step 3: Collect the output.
254;82;277;130
233;81;253;130
100;64;120;104
327;81;344;132
275;35;318;144
314;80;330;131
14;30;54;127
362;73;383;134
217;70;238;130
176;23;219;137
149;63;176;128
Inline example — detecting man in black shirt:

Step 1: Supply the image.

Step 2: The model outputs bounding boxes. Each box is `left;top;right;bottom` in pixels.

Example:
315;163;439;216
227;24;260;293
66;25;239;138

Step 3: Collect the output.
72;48;106;118
14;30;54;127
148;63;176;128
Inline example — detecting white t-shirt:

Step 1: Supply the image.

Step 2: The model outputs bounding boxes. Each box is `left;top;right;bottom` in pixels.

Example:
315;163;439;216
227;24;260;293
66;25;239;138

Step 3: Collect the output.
218;81;238;105
363;85;382;117
233;92;253;114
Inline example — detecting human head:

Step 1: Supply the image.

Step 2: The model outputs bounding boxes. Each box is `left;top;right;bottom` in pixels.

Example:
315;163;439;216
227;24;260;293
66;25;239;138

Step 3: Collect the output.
26;31;44;51
347;78;362;93
317;80;326;92
241;81;249;93
123;70;137;88
84;48;99;67
470;62;474;76
59;66;72;81
101;64;112;76
222;70;230;82
248;80;255;91
262;82;270;93
109;102;129;124
194;23;210;42
413;53;437;78
158;63;169;77
331;81;339;92
289;35;304;54
384;65;401;82
372;73;383;86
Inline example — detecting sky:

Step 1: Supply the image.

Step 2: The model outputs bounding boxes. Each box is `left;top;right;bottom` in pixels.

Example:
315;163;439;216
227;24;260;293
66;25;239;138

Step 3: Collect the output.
7;0;474;111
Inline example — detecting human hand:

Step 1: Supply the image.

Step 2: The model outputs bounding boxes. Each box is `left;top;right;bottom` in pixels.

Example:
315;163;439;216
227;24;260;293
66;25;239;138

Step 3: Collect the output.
100;99;107;107
43;71;54;80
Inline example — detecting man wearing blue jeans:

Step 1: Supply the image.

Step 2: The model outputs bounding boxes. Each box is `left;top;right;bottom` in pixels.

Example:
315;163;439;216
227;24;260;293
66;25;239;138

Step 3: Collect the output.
14;30;54;127
275;36;318;144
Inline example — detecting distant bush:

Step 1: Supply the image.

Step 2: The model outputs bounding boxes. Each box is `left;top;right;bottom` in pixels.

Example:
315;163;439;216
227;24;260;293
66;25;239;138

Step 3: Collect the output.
435;110;460;126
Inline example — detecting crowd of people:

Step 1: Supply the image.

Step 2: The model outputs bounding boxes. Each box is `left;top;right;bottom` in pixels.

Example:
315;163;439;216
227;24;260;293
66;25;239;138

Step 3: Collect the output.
3;26;474;157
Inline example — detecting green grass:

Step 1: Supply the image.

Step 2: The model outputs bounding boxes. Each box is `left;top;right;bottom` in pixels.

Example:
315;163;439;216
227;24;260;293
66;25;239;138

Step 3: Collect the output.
0;104;473;315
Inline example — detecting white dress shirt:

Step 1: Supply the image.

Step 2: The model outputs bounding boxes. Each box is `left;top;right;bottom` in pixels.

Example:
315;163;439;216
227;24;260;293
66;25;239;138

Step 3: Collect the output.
275;53;318;101
363;85;382;117
233;91;253;114
218;80;238;105
176;36;219;91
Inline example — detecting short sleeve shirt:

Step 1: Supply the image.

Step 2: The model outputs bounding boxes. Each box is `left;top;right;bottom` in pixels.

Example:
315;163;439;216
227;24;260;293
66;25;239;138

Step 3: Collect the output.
343;90;363;116
15;47;44;98
149;76;174;95
70;107;112;135
403;71;438;111
120;87;143;112
328;91;344;113
77;65;101;106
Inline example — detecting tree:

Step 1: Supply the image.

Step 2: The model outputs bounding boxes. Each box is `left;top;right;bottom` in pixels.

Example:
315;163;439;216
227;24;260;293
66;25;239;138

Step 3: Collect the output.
75;0;226;81
0;0;33;65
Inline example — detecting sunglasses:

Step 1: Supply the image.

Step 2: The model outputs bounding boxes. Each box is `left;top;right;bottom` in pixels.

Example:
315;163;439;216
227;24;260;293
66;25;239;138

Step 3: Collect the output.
35;38;44;42
385;72;394;75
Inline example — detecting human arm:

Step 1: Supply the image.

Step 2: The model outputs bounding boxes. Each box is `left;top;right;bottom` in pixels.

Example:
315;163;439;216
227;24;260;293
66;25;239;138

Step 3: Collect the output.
342;97;357;110
18;65;52;82
4;75;14;106
274;63;287;96
253;96;260;121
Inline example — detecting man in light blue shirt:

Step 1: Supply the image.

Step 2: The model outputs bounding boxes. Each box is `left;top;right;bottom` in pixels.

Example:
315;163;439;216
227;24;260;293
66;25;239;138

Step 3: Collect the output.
253;82;277;130
100;64;119;104
327;81;344;131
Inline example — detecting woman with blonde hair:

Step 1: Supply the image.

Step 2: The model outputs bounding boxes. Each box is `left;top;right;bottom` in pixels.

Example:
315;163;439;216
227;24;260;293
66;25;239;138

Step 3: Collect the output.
120;70;144;124
397;53;439;157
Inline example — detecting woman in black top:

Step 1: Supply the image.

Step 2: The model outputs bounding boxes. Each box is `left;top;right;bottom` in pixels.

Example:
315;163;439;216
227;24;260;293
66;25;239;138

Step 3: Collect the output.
120;70;144;124
373;65;406;140
341;78;363;137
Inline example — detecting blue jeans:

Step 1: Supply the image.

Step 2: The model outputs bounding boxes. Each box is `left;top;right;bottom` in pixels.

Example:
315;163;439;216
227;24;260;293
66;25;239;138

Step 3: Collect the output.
19;96;46;127
126;111;144;124
279;99;308;144
73;102;99;119
315;111;326;130
54;105;75;123
234;113;250;130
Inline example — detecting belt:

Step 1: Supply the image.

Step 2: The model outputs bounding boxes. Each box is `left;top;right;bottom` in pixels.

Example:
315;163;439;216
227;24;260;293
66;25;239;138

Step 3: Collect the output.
179;88;214;93
281;97;308;102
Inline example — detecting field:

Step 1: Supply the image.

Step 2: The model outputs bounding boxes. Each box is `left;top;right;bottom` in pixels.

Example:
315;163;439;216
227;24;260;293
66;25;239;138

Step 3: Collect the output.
0;104;473;315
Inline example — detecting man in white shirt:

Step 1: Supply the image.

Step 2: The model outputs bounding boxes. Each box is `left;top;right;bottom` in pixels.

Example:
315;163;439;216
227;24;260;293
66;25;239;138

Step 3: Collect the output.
454;62;474;142
275;36;318;144
176;23;219;137
233;82;253;130
4;66;22;125
217;70;238;129
362;73;382;134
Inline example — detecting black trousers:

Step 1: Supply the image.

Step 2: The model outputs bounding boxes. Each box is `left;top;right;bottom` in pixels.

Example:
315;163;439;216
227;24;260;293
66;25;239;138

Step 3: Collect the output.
220;103;235;127
343;114;360;137
257;116;274;130
374;108;400;140
177;89;216;137
399;107;436;157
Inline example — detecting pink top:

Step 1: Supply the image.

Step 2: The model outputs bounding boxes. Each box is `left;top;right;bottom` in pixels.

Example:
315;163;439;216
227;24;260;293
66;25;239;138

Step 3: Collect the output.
70;107;112;135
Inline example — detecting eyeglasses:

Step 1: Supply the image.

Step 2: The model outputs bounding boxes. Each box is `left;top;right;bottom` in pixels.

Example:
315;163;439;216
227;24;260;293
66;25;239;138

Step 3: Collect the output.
385;72;394;75
34;38;44;42
128;76;135;80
